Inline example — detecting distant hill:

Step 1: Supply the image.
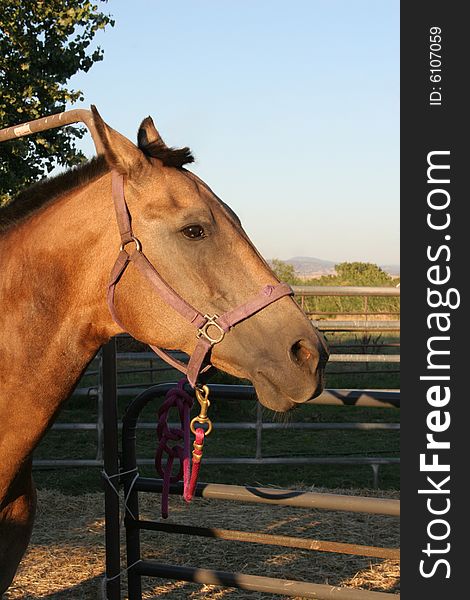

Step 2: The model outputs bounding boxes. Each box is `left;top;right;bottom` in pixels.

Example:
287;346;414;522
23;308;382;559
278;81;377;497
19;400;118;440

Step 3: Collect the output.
285;257;337;278
283;256;400;279
380;264;400;277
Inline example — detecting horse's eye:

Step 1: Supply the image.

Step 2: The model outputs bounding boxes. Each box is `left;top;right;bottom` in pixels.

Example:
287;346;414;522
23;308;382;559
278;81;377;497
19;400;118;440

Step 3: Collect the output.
182;225;205;239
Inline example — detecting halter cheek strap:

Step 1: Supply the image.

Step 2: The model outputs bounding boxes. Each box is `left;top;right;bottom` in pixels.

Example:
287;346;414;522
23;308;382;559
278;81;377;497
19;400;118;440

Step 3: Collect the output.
107;171;293;387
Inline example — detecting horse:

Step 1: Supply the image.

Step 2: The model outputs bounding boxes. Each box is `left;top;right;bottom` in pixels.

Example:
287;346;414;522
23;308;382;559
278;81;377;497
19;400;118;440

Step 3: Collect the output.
0;107;328;594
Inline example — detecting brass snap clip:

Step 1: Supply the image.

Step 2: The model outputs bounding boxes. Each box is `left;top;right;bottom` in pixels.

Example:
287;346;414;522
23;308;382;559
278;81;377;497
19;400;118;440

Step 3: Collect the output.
197;314;225;345
190;384;213;436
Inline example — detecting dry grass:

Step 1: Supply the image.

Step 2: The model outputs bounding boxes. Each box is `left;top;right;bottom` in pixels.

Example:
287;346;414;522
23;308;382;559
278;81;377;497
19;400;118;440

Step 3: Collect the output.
5;487;399;599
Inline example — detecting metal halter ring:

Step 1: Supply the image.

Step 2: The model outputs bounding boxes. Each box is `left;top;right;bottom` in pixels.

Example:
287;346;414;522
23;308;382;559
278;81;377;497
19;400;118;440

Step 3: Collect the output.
197;314;225;345
190;416;213;436
119;236;142;253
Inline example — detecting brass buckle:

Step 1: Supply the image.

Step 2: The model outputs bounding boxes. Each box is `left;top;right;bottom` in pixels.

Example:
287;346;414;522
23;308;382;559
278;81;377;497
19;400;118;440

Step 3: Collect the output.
119;236;142;253
197;314;225;345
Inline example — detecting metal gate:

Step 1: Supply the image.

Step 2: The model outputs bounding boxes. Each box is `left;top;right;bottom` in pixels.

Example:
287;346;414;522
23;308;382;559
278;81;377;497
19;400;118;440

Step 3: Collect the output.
101;340;400;600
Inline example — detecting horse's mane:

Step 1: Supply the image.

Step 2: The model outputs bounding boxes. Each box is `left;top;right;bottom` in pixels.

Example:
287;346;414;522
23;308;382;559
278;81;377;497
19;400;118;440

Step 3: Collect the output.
0;141;194;234
0;157;109;234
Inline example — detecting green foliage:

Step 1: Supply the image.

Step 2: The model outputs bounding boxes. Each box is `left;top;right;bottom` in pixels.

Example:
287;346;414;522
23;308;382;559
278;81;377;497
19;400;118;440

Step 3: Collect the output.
270;258;301;284
268;260;399;316
330;262;393;286
303;262;399;316
0;0;114;203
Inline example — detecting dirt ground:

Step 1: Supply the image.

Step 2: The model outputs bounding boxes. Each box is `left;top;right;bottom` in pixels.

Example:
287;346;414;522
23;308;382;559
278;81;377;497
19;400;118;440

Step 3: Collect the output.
5;488;399;599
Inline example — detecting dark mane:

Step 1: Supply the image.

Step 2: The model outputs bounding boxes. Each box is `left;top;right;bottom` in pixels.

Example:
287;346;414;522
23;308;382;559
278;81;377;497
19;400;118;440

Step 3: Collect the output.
0;156;109;234
139;141;194;168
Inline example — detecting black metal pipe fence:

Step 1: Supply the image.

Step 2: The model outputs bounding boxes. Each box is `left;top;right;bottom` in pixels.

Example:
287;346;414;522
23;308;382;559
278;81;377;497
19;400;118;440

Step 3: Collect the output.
35;379;399;486
99;369;400;600
35;371;400;486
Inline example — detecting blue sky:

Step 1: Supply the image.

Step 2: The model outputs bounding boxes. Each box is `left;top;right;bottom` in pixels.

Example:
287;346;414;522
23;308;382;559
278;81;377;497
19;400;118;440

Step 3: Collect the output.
71;0;399;265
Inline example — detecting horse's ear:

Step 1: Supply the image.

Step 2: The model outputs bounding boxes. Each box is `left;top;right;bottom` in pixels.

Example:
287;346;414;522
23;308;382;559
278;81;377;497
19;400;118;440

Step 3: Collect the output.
91;105;143;174
137;116;165;149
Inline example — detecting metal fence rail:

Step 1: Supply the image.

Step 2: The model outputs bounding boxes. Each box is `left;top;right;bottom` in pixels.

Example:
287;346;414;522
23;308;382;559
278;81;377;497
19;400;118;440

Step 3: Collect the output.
136;520;399;559
139;480;400;515
313;320;400;332
130;563;397;599
0;108;104;153
291;286;400;297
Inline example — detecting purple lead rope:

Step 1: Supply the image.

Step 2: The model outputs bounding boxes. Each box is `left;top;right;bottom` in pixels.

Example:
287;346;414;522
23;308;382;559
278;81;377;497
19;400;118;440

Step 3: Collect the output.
154;379;194;518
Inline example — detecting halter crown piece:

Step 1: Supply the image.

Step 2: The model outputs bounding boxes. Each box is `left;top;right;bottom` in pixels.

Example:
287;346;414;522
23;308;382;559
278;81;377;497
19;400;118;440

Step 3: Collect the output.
106;171;293;516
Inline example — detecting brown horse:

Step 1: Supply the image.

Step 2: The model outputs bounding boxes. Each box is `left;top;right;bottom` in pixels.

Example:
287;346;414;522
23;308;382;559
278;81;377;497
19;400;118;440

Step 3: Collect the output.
0;108;328;593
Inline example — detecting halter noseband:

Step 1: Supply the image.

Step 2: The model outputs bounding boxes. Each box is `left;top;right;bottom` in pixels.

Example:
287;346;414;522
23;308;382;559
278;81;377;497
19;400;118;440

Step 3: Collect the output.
107;171;293;387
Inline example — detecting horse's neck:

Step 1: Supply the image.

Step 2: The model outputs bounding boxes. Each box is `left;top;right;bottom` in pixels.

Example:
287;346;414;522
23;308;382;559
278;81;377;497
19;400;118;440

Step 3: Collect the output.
0;173;118;493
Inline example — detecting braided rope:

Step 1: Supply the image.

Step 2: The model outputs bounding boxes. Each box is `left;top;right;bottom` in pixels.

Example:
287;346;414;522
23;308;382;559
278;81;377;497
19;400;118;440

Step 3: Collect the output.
155;379;198;518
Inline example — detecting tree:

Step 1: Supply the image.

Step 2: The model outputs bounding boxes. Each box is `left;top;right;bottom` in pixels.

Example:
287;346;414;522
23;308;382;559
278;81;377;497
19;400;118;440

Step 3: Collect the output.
0;0;114;203
270;259;300;285
334;262;393;286
302;262;397;314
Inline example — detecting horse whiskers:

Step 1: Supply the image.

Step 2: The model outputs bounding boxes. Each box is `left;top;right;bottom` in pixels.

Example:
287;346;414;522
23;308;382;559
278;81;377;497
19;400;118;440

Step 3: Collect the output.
259;403;298;426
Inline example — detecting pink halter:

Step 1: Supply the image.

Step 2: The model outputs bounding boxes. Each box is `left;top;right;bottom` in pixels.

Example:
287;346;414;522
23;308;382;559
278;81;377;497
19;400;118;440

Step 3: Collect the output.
107;171;293;387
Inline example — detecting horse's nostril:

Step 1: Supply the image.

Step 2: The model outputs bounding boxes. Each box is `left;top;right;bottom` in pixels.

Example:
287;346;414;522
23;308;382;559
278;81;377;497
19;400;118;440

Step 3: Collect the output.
290;340;314;367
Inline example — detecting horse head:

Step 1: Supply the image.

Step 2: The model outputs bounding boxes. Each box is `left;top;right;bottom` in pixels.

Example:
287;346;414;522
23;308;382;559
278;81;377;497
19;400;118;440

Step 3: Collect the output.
92;107;329;412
